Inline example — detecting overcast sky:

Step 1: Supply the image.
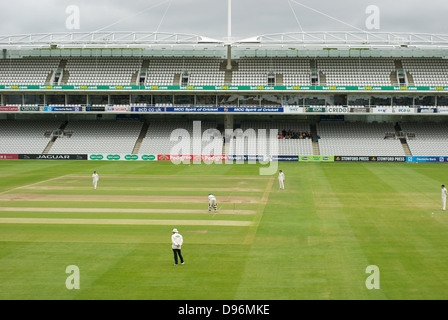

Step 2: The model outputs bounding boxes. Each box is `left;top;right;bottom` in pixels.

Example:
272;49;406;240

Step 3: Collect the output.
1;0;447;40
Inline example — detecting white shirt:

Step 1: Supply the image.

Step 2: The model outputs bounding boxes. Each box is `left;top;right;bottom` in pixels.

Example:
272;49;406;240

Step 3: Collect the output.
278;172;285;181
208;194;216;202
92;173;99;182
442;187;447;199
172;233;183;249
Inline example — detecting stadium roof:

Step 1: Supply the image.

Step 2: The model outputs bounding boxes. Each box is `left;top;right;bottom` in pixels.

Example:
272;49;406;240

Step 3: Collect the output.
0;32;223;48
237;31;448;48
1;31;448;58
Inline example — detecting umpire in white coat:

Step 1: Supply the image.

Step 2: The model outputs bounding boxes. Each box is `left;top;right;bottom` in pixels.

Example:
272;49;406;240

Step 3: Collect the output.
172;228;184;265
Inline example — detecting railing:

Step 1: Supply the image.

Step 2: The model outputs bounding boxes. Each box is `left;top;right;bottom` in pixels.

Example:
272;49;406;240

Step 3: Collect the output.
384;132;417;140
43;130;74;138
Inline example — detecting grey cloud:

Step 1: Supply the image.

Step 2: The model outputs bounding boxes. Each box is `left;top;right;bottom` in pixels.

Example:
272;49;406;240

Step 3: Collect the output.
0;0;447;39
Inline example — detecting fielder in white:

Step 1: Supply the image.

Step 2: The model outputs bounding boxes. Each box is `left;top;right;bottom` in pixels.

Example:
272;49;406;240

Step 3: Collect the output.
208;193;218;213
442;185;447;211
92;171;99;190
278;170;285;190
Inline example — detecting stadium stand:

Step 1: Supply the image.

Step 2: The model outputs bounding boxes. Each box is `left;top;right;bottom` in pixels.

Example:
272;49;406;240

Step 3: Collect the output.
231;58;311;86
1;54;448;159
1;57;448;87
317;58;395;87
400;122;448;156
237;121;314;156
0;120;60;154
317;122;406;156
65;58;142;86
49;121;143;154
145;58;225;86
138;121;223;155
401;58;448;87
0;58;60;85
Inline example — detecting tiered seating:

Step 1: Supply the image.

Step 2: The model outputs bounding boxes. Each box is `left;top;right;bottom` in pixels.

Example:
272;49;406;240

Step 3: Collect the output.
234;121;314;156
402;58;448;86
2;57;448;87
139;121;222;155
0;120;61;153
317;122;405;156
400;122;448;156
145;58;225;86
232;58;311;86
0;58;60;85
317;58;395;86
50;121;143;154
65;58;142;86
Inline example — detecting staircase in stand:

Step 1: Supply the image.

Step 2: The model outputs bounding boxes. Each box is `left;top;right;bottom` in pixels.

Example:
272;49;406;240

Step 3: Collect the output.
42;121;68;154
395;122;412;156
43;138;56;154
310;123;320;155
400;138;412;156
132;122;149;154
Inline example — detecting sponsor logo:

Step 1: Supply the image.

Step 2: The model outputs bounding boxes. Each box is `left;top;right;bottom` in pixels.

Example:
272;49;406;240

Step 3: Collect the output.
107;155;121;160
38;155;71;160
141;155;156;161
158;155;170;161
0;154;19;160
90;154;104;160
335;156;405;162
125;155;139;161
19;154;87;160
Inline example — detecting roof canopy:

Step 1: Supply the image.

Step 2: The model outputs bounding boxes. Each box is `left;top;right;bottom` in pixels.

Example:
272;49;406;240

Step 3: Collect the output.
1;31;448;58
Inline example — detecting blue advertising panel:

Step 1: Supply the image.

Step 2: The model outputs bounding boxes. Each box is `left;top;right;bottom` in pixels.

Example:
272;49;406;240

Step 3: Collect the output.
130;106;284;113
406;156;448;163
44;106;82;112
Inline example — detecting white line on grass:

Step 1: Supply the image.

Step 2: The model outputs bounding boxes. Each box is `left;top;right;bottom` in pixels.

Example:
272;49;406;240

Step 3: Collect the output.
0;218;253;227
0;174;73;196
0;207;257;215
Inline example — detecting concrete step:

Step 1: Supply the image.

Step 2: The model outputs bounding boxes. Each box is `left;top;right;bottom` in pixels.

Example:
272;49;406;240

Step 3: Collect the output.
132;122;149;154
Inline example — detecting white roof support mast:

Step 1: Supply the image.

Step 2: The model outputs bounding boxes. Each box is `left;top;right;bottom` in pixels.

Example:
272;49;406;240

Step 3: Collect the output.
228;0;232;40
226;0;233;70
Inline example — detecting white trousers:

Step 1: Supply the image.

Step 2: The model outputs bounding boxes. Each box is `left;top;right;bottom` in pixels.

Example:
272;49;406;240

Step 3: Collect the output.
93;181;98;189
279;179;285;189
209;199;217;211
443;197;446;210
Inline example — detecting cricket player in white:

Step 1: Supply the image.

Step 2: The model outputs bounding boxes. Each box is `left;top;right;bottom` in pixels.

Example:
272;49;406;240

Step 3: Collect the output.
92;171;99;190
442;185;447;211
208;193;217;213
172;228;184;265
278;170;285;190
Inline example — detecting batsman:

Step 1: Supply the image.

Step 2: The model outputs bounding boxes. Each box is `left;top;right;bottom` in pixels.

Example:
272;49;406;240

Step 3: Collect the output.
208;193;218;213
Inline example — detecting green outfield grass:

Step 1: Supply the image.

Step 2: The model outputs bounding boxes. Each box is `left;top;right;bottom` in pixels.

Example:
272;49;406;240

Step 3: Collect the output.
0;160;447;300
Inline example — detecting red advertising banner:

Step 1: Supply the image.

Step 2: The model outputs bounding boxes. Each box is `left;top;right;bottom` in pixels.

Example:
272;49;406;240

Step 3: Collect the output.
157;155;171;161
0;154;19;160
201;155;228;162
0;106;19;112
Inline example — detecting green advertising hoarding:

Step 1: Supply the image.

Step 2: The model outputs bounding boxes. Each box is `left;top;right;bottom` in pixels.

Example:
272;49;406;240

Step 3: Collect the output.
299;155;335;162
88;154;157;161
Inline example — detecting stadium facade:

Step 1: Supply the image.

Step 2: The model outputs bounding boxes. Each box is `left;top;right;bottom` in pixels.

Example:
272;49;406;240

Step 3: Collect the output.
1;31;448;162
